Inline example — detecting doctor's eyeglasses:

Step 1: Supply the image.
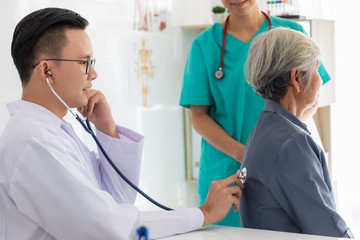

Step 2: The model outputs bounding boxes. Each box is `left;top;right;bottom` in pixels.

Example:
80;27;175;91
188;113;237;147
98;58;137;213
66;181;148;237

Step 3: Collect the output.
31;58;96;74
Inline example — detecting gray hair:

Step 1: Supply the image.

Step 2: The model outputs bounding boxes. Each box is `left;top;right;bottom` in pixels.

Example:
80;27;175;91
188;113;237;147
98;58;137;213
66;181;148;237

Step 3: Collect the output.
246;27;320;101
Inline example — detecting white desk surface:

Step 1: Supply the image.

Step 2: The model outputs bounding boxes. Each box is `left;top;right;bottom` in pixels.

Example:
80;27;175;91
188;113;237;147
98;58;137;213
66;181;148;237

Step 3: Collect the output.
160;226;350;240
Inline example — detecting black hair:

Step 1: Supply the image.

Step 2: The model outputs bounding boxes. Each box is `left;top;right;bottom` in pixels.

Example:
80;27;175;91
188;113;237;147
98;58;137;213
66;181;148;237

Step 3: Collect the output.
11;7;89;86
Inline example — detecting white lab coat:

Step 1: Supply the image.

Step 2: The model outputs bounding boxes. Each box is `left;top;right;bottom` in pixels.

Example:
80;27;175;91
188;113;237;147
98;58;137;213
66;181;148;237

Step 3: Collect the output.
0;100;203;240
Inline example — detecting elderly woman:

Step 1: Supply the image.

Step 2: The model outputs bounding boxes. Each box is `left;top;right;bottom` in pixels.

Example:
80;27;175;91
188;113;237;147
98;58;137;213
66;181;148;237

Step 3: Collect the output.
239;28;353;238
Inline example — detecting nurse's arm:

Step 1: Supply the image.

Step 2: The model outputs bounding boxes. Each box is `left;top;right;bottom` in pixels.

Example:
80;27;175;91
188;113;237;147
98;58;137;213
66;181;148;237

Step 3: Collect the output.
190;105;245;163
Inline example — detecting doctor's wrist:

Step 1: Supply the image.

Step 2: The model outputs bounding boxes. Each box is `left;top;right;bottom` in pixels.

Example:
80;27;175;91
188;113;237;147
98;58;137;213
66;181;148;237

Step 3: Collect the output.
96;121;119;139
198;206;213;227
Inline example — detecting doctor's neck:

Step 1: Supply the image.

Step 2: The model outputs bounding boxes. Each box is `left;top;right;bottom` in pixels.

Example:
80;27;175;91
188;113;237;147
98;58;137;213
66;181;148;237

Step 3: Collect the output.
21;77;68;119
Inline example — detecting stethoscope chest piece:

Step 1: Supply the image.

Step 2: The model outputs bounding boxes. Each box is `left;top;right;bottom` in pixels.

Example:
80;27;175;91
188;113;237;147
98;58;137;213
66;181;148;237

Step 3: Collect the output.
238;167;247;184
215;69;224;79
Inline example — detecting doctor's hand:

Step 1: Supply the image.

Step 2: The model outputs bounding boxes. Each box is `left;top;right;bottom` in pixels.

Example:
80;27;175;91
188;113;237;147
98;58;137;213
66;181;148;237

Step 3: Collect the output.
199;172;244;227
77;89;119;139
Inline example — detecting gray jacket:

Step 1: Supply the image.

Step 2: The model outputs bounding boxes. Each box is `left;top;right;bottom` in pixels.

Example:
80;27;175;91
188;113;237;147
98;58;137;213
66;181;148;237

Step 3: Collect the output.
240;99;353;238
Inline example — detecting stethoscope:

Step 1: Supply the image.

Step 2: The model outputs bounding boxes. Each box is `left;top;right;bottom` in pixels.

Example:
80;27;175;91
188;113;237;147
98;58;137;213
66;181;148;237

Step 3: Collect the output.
46;72;173;211
46;71;248;211
215;11;273;79
238;167;247;185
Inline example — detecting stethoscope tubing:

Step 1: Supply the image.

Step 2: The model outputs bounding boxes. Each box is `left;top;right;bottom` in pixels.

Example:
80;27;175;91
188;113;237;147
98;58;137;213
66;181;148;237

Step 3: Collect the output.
76;115;174;211
46;77;173;211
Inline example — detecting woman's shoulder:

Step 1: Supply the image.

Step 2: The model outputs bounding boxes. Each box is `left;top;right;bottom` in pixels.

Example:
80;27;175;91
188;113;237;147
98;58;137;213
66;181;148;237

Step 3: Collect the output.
257;111;310;148
279;124;321;158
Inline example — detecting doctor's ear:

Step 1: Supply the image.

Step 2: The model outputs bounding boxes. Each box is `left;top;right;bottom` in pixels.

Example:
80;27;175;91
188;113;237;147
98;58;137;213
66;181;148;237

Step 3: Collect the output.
34;59;51;79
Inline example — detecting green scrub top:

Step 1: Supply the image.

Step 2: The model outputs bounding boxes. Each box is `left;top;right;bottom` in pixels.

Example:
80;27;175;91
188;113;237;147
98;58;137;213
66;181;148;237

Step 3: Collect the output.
180;15;330;227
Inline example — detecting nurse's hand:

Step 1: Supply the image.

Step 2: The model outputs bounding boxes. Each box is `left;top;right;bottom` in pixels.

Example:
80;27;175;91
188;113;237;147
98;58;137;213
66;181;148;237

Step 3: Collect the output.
199;172;244;226
77;89;119;139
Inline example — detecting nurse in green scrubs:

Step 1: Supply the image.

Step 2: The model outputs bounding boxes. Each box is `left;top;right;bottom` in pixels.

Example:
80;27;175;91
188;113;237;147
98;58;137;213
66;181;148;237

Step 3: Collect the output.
179;0;330;227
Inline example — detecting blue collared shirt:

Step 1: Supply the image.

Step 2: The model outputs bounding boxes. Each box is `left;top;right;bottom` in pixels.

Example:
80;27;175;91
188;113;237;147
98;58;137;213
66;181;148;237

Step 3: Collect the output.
240;99;353;238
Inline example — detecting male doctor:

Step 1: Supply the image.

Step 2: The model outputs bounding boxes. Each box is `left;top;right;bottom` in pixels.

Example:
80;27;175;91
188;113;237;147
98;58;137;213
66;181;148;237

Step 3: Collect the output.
0;7;243;240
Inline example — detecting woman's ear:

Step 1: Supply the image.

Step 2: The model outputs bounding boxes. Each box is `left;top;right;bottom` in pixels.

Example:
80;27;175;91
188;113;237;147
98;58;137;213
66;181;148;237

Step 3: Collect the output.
290;68;301;93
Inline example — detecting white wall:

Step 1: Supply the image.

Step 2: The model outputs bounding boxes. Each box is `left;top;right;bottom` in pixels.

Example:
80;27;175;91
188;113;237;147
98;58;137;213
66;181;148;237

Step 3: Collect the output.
0;0;23;133
331;1;360;236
